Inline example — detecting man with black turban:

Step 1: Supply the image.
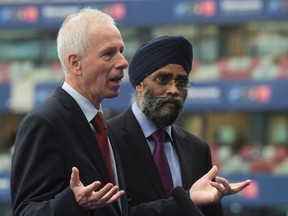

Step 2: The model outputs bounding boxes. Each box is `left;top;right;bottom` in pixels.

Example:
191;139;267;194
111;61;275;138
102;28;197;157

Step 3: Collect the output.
107;35;251;216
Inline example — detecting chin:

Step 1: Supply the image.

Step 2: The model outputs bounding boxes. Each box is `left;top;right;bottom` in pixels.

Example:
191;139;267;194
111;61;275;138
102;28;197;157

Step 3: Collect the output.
106;91;120;99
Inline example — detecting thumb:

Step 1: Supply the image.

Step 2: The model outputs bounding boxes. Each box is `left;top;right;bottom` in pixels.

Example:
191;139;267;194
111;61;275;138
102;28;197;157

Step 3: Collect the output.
206;165;218;180
70;167;80;188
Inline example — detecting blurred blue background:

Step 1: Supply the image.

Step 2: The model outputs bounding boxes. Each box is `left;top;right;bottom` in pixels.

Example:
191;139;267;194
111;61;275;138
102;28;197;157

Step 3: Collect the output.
1;0;288;215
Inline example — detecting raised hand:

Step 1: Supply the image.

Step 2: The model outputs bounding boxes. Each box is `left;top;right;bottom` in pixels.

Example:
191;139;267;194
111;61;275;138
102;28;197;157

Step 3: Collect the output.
189;166;251;205
70;167;125;209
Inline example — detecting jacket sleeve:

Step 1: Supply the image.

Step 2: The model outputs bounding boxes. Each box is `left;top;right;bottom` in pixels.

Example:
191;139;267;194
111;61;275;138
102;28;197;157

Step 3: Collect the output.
10;113;86;216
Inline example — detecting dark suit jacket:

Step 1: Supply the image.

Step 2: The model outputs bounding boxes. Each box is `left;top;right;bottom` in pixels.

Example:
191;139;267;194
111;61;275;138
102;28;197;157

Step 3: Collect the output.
107;107;223;216
10;87;128;216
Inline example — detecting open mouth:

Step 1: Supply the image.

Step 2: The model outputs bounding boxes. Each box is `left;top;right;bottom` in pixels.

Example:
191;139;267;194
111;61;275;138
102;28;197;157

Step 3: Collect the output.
110;76;123;83
163;100;177;107
165;99;178;104
161;99;182;109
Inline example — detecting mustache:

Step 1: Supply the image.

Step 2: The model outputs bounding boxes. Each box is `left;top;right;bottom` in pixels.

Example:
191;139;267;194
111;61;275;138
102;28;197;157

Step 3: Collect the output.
156;95;184;107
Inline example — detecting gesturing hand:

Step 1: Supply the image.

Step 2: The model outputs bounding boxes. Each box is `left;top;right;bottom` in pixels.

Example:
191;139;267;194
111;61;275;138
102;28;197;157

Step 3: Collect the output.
70;167;125;209
189;166;251;205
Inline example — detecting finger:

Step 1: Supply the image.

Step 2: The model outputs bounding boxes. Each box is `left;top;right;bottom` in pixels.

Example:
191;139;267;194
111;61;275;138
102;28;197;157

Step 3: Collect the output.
216;176;231;191
70;167;80;188
98;186;123;204
210;181;224;192
83;183;116;207
91;188;125;209
94;183;115;199
84;181;102;200
230;180;252;194
77;181;102;207
96;186;119;206
95;189;125;208
104;190;125;205
80;183;109;209
205;165;218;180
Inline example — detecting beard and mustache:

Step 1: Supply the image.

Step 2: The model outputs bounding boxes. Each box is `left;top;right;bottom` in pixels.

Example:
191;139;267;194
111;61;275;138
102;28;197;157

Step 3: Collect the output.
140;86;186;128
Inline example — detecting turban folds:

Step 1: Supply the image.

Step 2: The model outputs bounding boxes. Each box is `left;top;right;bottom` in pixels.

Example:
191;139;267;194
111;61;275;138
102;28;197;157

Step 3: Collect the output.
129;35;193;88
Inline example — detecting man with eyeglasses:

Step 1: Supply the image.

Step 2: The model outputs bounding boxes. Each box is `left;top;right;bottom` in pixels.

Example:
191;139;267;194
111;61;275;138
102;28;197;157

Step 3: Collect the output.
107;36;250;216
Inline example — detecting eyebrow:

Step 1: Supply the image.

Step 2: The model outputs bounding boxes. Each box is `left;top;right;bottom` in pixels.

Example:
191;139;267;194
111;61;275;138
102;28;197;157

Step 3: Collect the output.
155;71;188;79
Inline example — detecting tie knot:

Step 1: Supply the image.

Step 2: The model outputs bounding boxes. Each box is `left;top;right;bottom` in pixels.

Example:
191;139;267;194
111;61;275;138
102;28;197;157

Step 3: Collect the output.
91;112;107;131
151;129;166;144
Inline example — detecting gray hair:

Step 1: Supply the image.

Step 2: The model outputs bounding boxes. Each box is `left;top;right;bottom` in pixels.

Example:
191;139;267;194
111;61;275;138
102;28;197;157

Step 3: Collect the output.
57;8;115;73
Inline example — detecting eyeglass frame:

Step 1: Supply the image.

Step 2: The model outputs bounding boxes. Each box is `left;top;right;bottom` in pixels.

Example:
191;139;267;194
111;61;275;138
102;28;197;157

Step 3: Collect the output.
150;76;193;89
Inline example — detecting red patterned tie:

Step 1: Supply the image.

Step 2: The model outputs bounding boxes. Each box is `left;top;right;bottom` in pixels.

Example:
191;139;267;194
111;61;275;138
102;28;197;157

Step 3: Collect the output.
152;129;173;197
91;112;115;184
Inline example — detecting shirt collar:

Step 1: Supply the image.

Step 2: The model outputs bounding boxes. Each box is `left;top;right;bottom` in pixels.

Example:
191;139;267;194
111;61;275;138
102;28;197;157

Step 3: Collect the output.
62;82;102;122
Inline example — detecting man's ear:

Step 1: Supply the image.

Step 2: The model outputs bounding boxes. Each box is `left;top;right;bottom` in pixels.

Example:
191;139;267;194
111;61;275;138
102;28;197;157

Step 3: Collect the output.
136;82;142;92
135;83;144;105
68;54;81;74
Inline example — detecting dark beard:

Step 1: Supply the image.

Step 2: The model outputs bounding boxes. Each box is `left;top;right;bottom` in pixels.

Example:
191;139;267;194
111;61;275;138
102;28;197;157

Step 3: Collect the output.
140;88;185;128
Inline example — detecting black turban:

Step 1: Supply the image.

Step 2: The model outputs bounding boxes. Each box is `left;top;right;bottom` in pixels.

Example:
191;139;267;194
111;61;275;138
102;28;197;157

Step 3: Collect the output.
128;35;193;88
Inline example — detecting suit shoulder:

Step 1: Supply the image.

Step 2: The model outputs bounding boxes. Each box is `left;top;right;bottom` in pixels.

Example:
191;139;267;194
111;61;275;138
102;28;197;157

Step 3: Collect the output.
107;107;133;125
173;124;208;146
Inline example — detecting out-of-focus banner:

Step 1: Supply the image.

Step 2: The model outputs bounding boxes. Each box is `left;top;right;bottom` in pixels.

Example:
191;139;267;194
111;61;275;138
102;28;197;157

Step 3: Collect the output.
1;80;288;112
185;80;288;112
0;84;10;112
0;172;10;203
31;80;288;112
103;80;288;112
0;0;288;28
221;174;288;207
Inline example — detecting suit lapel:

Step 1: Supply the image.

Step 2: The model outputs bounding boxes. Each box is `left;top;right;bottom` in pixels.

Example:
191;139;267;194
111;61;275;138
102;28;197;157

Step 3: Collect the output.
72;110;111;183
110;141;128;215
171;126;196;189
119;108;167;197
53;88;110;184
53;88;127;215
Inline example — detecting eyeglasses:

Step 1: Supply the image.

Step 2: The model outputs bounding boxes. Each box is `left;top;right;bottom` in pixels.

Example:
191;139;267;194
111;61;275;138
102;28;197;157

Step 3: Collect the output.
151;77;193;89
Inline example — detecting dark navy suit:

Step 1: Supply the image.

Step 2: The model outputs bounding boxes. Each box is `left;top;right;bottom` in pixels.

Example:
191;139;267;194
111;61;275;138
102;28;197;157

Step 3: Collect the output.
107;107;223;216
11;87;128;216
